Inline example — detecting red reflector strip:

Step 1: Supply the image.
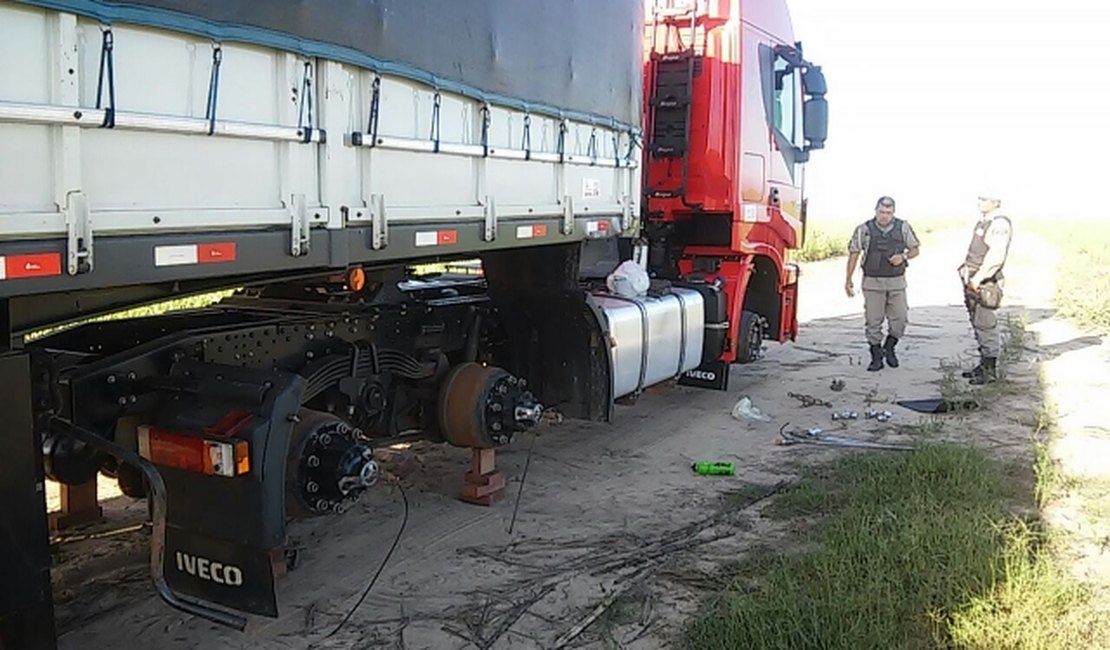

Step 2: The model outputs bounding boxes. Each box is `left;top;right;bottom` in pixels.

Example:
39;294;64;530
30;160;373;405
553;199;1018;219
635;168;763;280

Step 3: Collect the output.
198;242;236;263
155;243;237;267
0;253;63;281
415;230;459;247
515;224;548;239
585;220;611;235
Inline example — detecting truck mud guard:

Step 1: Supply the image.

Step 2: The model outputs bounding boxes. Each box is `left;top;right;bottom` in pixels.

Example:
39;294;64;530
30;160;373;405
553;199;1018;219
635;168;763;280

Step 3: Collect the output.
46;418;248;630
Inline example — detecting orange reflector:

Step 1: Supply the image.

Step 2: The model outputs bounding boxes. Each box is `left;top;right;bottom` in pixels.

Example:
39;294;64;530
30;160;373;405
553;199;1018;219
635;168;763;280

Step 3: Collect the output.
347;267;366;292
234;440;251;475
138;425;250;478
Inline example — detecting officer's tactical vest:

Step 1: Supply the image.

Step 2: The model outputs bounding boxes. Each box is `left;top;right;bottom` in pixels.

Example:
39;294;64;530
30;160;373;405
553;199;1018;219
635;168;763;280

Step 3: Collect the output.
964;216;1010;282
863;218;906;277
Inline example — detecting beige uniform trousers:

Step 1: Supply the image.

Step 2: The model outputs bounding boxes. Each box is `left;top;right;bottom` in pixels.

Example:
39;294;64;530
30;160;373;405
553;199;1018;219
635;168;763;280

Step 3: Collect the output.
964;282;1003;357
862;275;908;345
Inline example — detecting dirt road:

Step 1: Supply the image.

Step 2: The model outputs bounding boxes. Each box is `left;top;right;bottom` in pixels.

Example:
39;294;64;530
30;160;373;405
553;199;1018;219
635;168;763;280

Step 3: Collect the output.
52;220;1104;649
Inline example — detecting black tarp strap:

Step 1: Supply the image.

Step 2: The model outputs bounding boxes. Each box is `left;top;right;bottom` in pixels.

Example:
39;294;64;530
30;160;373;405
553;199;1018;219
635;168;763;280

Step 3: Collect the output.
95;27;116;128
557;119;567;163
430;91;442;153
480;104;491;157
297;60;314;142
626;129;640;164
587;125;598;165
204;44;223;135
522;114;532;160
612;132;620;167
366;75;381;146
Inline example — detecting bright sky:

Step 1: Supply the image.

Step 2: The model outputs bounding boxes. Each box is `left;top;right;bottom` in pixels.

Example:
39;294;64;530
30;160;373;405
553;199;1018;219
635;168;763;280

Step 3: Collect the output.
786;0;1110;222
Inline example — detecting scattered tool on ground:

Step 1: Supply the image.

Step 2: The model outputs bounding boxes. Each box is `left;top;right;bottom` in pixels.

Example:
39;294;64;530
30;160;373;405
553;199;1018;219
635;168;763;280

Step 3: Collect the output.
829;378;846;392
774;423;915;451
787;392;834;408
831;410;859;421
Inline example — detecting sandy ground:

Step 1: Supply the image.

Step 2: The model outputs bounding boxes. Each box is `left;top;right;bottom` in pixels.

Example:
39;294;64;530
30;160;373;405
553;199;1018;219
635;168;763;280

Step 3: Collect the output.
47;221;1108;649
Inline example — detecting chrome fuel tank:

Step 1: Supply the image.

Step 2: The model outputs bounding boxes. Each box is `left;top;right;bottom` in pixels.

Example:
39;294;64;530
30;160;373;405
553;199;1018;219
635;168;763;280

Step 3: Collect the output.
592;288;705;399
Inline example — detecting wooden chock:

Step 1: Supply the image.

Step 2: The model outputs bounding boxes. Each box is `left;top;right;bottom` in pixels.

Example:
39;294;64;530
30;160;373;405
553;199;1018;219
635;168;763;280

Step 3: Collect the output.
49;477;104;532
461;448;506;506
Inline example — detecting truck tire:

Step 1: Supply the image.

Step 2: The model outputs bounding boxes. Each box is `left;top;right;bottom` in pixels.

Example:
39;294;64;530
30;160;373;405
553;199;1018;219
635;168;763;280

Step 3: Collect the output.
736;310;764;364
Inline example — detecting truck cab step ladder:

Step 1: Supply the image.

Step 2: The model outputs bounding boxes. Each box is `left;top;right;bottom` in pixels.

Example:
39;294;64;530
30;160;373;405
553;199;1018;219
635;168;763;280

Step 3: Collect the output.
645;0;708;205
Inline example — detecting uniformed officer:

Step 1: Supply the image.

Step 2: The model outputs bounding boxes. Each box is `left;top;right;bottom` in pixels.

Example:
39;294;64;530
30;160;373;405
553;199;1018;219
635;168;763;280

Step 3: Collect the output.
958;195;1013;384
845;196;921;371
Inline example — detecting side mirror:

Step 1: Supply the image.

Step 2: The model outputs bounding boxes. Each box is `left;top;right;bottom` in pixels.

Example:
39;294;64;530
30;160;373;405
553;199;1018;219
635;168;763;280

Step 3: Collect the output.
802;66;828;151
802;66;827;95
803;97;828;151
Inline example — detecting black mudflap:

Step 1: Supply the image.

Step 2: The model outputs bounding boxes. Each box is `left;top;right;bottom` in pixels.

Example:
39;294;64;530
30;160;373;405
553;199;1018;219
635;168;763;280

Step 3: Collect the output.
165;529;282;616
152;362;305;618
678;360;730;391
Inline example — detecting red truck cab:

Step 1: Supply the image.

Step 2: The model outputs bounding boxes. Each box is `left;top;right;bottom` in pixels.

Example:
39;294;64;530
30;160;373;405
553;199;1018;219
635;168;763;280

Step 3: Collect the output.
643;0;828;388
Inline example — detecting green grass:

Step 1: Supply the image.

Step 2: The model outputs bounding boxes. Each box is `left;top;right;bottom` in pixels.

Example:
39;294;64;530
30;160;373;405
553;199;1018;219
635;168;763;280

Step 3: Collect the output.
792;217;966;264
793;225;852;262
684;443;1105;649
1024;218;1110;335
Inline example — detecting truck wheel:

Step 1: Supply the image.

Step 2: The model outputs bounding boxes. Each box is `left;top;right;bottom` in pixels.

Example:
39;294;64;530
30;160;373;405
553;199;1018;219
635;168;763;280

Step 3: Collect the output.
736;310;764;364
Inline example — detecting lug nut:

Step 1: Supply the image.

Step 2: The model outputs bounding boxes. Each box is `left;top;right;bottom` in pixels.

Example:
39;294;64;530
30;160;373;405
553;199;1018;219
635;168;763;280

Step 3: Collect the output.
490;402;503;413
319;433;332;446
307;481;319;494
307;455;320;468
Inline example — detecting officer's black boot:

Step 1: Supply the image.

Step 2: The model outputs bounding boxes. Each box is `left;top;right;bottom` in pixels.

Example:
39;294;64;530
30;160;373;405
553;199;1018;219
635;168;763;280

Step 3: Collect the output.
867;344;884;371
968;357;997;385
961;363;981;378
883;335;899;368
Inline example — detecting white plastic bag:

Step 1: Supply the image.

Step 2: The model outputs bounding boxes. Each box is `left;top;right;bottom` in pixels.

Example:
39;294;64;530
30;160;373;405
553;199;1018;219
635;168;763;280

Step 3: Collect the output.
731;395;772;422
606;260;650;298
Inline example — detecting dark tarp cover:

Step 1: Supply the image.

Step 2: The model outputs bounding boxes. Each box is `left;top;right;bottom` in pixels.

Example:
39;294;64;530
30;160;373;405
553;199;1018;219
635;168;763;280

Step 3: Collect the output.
15;0;645;129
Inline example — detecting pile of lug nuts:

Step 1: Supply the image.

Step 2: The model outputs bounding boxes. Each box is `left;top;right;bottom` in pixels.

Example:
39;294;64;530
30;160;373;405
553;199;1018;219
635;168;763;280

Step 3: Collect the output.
829;408;894;422
828;408;894;422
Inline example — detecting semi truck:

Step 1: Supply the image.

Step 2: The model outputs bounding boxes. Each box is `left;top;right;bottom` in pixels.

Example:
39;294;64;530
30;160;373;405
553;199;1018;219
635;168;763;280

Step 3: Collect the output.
0;0;828;646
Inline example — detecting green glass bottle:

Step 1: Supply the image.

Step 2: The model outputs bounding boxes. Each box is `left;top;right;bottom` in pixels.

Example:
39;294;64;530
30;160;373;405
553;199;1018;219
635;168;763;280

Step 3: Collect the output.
692;461;735;476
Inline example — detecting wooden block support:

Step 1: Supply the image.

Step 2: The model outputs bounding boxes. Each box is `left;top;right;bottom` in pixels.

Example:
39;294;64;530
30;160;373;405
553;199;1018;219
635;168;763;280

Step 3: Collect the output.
48;478;104;532
270;547;290;580
461;448;506;506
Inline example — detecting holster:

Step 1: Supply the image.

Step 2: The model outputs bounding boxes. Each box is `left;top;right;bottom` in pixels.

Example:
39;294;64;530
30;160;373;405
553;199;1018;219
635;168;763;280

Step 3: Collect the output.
976;280;1003;309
